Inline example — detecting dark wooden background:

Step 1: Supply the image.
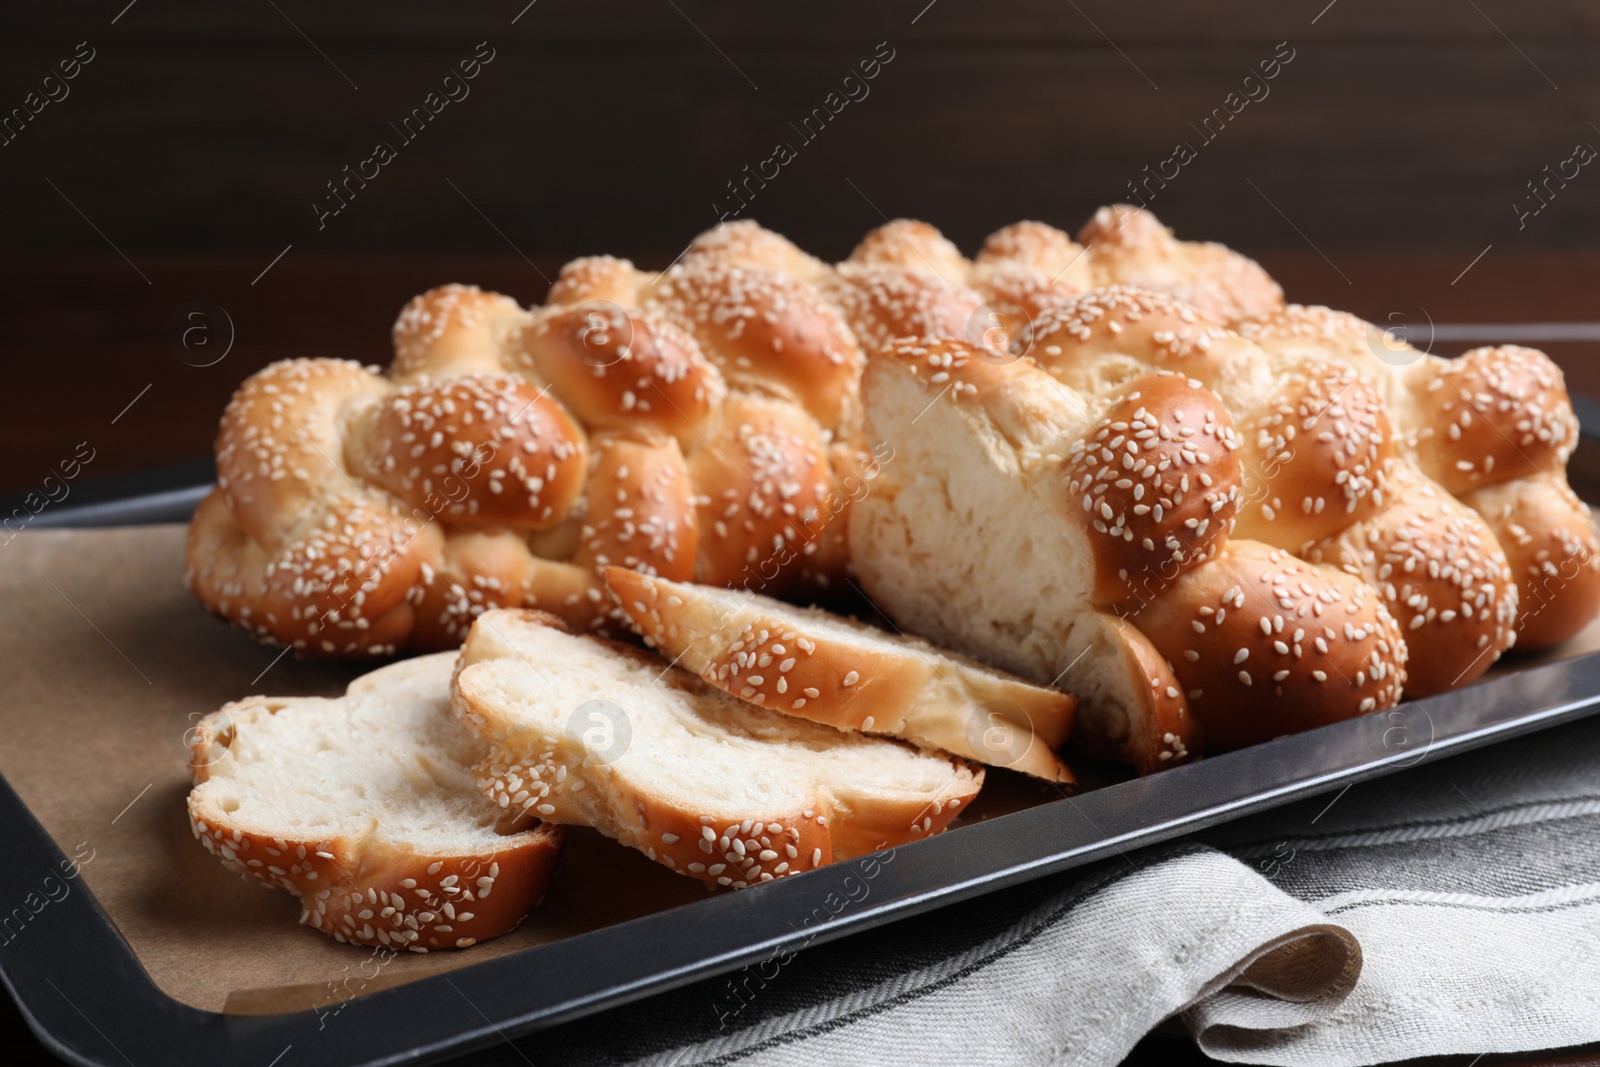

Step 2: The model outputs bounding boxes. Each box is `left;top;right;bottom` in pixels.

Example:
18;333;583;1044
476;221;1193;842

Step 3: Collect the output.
5;5;1600;1063
4;0;1600;490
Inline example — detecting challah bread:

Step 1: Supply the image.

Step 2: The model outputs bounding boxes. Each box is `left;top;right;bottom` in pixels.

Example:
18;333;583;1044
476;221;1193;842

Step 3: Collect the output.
1010;286;1515;696
538;232;867;594
451;609;984;886
187;653;564;950
1236;305;1600;649
603;567;1078;783
849;336;1406;772
974;220;1095;347
803;221;982;363
827;213;1267;365
1129;539;1404;752
646;255;863;430
683;218;833;282
187;220;871;656
847;218;972;282
976;221;1096;292
823;219;1085;358
187;211;1596;682
819;261;985;358
1462;478;1600;648
1076;205;1285;323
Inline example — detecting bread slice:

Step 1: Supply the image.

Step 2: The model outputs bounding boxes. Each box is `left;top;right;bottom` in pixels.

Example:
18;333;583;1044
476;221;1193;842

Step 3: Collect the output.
603;567;1077;783
451;609;984;888
188;653;564;951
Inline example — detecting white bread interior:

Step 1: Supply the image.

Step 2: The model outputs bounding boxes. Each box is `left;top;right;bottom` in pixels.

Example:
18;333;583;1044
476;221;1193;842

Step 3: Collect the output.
849;341;1405;771
849;350;1190;769
188;653;563;950
451;609;983;888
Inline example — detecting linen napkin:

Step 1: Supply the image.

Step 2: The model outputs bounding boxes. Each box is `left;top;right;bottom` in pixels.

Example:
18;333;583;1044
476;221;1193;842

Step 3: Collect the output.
452;709;1600;1066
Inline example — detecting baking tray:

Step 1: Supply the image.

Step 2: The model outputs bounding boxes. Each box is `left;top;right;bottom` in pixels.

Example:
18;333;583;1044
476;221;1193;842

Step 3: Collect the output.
6;397;1600;1067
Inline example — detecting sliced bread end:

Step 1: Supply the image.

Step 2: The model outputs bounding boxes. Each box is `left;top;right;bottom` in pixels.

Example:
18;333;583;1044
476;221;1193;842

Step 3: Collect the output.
188;654;564;951
451;609;984;889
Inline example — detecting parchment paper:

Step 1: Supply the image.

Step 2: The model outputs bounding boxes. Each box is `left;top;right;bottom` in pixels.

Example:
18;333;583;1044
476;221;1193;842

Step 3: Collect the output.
1;526;1594;1017
0;527;725;1016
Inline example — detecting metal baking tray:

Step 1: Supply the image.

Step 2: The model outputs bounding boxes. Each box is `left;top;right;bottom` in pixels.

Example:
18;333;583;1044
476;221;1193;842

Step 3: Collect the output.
6;396;1600;1067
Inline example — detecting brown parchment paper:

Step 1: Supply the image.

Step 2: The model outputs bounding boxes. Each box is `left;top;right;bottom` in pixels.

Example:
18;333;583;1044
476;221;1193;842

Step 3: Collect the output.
3;525;1597;1017
0;526;724;1016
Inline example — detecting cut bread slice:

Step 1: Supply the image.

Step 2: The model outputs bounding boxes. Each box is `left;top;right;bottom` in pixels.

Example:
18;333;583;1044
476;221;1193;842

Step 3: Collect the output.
451;609;984;888
604;567;1078;783
188;653;564;951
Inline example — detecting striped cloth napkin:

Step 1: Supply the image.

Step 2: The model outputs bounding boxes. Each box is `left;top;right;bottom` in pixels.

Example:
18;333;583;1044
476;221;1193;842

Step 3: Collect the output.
455;711;1600;1066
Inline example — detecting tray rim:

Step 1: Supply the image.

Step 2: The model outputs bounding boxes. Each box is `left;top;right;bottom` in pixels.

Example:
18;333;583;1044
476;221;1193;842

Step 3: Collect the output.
6;399;1600;1067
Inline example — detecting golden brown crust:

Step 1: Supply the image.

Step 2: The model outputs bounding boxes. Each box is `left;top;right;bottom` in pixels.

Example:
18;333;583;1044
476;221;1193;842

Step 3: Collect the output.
819;264;985;357
189;803;561;951
521;305;726;443
1465;478;1600;650
1134;540;1407;753
648;260;862;429
852;333;1402;773
976;220;1093;290
1080;615;1202;776
1065;373;1243;606
848;218;971;282
687;396;838;593
406;529;552;649
351;374;587;531
572;432;699;586
968;261;1085;351
1238;306;1598;651
1019;290;1522;692
823;792;973;860
190;223;872;657
1230;361;1396;550
874;334;1047;408
213;357;385;544
604;567;1079;783
391;284;527;380
545;255;653;308
253;497;438;657
684;219;831;281
1410;345;1578;493
1025;285;1241;384
185;482;438;659
1307;468;1517;695
1077;205;1285;323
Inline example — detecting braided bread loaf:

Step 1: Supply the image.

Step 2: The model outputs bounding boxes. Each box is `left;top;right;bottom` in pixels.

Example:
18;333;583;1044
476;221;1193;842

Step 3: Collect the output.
185;209;1594;751
822;212;1583;688
812;207;1283;362
1235;307;1600;651
1004;287;1518;697
849;337;1407;771
824;218;1084;353
814;211;1415;762
186;224;868;656
1076;204;1285;323
1044;206;1596;654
